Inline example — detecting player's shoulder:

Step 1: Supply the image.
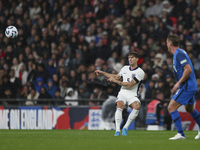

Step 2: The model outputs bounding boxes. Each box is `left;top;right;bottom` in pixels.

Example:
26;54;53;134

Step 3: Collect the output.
176;48;187;56
121;66;145;74
175;48;188;59
137;67;145;74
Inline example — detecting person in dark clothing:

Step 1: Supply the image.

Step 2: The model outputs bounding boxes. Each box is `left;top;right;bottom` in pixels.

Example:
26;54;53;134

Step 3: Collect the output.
1;88;15;105
0;75;15;105
27;62;37;84
53;89;64;106
35;63;49;83
46;59;57;78
145;80;155;99
154;91;172;130
96;2;108;20
38;87;52;105
9;69;22;98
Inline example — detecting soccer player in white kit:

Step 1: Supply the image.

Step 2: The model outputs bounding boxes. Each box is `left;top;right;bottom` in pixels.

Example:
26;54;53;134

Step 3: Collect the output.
94;51;145;136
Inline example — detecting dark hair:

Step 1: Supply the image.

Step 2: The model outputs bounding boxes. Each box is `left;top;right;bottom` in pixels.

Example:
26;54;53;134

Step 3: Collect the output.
128;51;139;58
167;34;180;47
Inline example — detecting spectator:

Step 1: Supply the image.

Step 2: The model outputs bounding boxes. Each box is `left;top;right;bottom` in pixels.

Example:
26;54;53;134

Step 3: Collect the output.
9;69;22;98
89;84;108;106
1;88;14;105
96;1;108;20
35;63;49;83
131;0;146;17
47;59;57;78
53;89;64;106
78;84;90;100
20;85;29;100
153;53;164;69
145;0;155;18
162;11;173;31
0;75;15;104
146;91;171;130
107;1;120;17
145;80;155;99
162;0;173;14
38;87;52;105
60;17;71;32
44;79;57;98
29;0;41;19
11;57;20;77
152;0;163;18
57;66;67;79
65;87;78;106
35;77;44;93
0;0;199;109
17;63;28;86
27;62;37;84
59;79;68;98
26;87;40;106
52;73;59;87
113;57;125;73
68;69;78;88
82;44;93;66
121;38;130;57
71;50;83;69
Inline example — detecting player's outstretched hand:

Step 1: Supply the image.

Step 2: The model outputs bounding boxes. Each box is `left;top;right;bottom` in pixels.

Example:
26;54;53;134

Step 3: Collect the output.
94;70;103;76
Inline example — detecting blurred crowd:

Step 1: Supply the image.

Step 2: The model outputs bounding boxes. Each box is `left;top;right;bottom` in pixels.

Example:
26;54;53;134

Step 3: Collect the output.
0;0;200;106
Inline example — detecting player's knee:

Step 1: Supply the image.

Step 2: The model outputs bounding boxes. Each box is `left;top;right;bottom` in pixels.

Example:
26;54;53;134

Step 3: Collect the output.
117;101;124;109
135;106;140;110
132;102;140;110
134;104;140;110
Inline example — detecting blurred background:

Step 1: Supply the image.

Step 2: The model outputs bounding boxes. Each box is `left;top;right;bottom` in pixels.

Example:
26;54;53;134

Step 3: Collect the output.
0;0;200;130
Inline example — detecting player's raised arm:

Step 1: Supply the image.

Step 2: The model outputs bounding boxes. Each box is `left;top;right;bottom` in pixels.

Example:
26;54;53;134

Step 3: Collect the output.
94;70;121;80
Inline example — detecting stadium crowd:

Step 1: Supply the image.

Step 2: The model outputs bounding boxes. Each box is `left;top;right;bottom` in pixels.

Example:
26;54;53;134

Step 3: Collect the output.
0;0;200;106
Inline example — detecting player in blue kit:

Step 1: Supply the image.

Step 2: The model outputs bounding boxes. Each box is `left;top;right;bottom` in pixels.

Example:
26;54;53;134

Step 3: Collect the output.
166;34;200;140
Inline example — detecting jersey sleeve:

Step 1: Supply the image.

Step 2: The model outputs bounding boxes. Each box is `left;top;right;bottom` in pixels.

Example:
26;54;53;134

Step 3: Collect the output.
134;70;145;83
176;51;189;67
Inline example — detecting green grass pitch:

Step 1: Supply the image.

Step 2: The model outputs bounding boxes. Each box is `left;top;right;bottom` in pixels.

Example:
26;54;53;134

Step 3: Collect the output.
0;130;199;150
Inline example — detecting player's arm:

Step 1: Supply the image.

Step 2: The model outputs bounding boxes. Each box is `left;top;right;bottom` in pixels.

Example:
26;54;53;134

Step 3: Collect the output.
108;77;138;88
172;64;192;93
94;70;121;80
178;64;192;84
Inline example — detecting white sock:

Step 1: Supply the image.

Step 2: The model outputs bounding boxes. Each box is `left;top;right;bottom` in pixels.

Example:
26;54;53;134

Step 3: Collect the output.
115;108;122;132
123;109;139;130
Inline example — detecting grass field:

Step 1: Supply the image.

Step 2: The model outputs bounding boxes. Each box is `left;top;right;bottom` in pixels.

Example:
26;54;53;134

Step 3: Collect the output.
0;130;199;150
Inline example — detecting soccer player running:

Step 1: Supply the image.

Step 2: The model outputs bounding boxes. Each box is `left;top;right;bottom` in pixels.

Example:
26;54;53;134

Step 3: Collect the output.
166;34;200;140
94;51;145;136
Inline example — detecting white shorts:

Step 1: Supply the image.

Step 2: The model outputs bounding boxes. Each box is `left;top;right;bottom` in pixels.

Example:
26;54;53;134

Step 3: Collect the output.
116;91;140;106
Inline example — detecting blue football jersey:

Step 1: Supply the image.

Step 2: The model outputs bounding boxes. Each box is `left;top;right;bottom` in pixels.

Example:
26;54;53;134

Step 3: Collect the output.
173;48;197;91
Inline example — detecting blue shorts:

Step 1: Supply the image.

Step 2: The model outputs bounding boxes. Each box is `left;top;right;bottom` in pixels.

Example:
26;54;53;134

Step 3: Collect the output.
172;89;196;105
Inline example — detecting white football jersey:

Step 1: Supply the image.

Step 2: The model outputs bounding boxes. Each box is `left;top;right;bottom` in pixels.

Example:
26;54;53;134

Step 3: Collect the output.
118;65;145;96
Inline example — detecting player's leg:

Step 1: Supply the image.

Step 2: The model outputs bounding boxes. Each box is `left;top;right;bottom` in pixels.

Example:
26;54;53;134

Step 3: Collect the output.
122;101;140;136
114;101;124;136
185;103;200;139
168;99;185;140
